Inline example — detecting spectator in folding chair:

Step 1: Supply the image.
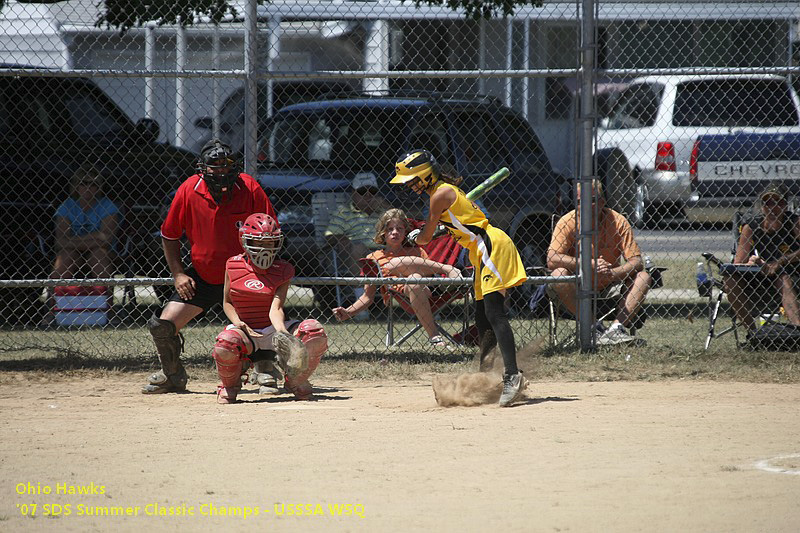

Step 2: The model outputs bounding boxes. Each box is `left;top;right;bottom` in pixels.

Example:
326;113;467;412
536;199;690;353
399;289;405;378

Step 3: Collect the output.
40;164;120;327
724;182;800;336
324;172;391;311
331;208;464;348
547;179;652;346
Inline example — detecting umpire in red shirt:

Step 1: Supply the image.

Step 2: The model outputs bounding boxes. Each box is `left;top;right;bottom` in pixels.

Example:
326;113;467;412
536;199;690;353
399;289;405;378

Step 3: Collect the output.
142;139;276;394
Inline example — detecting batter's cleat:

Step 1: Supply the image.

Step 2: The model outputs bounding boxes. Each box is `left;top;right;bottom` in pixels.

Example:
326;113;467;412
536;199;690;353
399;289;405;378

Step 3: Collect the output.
216;385;241;404
499;371;526;407
141;367;188;394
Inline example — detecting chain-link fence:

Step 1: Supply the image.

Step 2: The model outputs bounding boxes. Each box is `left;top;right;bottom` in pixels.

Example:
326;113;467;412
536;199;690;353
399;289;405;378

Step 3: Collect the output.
1;0;799;361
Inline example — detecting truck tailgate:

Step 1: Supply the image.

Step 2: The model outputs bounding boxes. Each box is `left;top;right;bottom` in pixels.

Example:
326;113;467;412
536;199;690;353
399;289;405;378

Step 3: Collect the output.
694;132;800;199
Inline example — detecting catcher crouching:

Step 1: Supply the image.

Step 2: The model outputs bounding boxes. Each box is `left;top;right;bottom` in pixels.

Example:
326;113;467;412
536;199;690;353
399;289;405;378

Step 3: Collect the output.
213;213;328;404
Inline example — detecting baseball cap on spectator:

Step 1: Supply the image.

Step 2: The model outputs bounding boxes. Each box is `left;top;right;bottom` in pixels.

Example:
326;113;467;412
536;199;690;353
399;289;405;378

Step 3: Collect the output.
352;172;378;193
759;181;789;203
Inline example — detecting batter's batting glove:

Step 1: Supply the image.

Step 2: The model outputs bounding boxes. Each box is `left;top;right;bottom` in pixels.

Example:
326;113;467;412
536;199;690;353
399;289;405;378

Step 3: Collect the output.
405;228;422;246
406;225;448;247
432;224;449;239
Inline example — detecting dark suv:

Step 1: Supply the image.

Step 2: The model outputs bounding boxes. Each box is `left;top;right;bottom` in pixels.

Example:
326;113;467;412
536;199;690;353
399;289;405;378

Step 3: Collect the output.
254;93;565;302
0;67;198;323
191;80;357;155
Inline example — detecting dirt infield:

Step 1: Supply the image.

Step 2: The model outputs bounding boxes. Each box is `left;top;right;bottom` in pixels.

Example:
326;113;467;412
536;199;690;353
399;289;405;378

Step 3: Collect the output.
1;375;799;532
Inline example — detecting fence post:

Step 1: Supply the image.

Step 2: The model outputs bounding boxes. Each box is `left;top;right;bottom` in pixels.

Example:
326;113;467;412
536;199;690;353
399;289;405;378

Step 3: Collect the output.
577;0;596;351
244;0;259;176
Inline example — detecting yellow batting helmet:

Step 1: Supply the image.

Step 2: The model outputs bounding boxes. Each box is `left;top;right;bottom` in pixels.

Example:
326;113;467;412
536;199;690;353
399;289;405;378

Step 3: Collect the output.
390;150;439;189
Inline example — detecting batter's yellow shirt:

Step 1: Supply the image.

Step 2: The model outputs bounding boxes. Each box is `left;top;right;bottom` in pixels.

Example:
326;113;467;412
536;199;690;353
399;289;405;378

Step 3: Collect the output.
433;182;527;299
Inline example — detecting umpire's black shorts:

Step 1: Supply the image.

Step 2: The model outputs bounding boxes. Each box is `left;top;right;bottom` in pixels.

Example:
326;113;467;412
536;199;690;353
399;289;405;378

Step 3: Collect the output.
167;267;224;313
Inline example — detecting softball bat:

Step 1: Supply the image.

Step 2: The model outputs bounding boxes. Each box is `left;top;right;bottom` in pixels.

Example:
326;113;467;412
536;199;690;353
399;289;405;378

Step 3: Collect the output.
466;167;510;201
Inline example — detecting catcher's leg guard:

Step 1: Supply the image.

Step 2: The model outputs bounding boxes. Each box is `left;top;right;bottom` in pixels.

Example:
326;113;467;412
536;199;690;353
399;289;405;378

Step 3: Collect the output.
284;319;328;400
142;316;188;394
213;329;248;404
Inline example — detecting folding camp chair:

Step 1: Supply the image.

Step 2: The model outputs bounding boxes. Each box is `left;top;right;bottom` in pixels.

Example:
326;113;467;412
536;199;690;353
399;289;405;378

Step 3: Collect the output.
357;228;472;348
537;266;663;347
529;214;665;347
700;211;786;350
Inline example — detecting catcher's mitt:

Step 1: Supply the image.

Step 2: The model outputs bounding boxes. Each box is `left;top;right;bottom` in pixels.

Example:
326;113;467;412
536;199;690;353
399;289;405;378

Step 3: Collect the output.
273;331;309;379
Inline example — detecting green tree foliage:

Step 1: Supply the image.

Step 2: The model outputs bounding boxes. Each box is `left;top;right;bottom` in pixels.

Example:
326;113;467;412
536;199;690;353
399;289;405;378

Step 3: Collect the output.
96;0;238;33
411;0;542;20
0;0;541;32
92;0;540;33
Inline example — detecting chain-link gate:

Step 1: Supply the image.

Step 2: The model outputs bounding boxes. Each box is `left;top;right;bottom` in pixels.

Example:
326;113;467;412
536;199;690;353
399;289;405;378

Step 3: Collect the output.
1;0;799;362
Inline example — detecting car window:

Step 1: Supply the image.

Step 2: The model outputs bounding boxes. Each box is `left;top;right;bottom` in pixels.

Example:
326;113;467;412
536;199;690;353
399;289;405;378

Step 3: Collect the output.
308;118;334;161
451;110;507;175
220;89;246;125
673;79;799;127
264;108;413;169
62;83;128;138
606;83;662;129
409;112;451;164
2;88;52;139
502;112;546;157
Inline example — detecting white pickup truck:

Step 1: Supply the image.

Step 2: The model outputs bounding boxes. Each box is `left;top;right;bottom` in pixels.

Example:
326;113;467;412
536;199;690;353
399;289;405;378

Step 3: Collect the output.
597;74;800;226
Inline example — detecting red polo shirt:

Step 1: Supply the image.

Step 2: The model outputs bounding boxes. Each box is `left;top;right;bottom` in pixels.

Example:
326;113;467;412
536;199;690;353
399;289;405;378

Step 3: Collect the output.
161;173;275;285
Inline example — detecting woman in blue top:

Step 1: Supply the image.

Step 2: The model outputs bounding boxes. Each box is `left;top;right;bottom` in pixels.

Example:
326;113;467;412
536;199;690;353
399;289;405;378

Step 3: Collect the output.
50;164;120;280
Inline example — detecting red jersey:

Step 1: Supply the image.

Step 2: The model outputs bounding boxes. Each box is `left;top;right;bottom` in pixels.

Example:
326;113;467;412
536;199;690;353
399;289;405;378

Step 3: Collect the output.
227;255;294;329
161;173;275;284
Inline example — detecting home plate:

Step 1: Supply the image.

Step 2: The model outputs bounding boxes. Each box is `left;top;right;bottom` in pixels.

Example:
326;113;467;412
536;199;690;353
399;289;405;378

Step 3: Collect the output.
267;405;350;410
753;453;800;475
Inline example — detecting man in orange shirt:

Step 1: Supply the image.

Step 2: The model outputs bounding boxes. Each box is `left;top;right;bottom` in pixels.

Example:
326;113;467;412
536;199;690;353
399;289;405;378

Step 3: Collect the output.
547;179;652;345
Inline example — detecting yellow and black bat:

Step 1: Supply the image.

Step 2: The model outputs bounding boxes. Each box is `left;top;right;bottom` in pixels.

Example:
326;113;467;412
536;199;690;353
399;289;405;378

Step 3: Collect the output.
465;167;510;201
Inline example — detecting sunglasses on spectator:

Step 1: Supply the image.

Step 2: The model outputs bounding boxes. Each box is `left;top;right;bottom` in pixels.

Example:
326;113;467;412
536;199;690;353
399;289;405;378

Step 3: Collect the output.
356;187;378;195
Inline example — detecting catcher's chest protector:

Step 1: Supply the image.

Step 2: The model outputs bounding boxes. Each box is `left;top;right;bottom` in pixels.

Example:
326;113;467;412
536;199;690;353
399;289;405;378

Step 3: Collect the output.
227;256;293;329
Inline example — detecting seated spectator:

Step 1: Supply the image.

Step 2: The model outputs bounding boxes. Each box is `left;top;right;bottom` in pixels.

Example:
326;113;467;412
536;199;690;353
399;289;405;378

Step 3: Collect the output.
331;208;463;348
725;182;800;334
547;179;651;345
324;172;390;304
41;164;119;326
50;164;120;280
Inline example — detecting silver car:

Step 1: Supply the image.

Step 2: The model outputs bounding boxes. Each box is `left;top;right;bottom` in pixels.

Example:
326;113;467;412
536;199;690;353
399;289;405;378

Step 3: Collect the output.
598;74;799;226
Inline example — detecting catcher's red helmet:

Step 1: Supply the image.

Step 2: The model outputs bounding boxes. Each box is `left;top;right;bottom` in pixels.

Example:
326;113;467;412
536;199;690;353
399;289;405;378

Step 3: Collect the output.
239;213;283;270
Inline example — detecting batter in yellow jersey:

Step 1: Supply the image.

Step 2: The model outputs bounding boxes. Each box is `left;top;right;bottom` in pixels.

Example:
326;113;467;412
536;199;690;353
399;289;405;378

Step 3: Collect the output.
433;182;527;300
391;149;528;407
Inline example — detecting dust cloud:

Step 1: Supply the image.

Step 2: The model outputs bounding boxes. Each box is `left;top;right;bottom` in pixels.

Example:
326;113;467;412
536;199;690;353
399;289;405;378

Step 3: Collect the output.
432;337;544;407
432;372;502;407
